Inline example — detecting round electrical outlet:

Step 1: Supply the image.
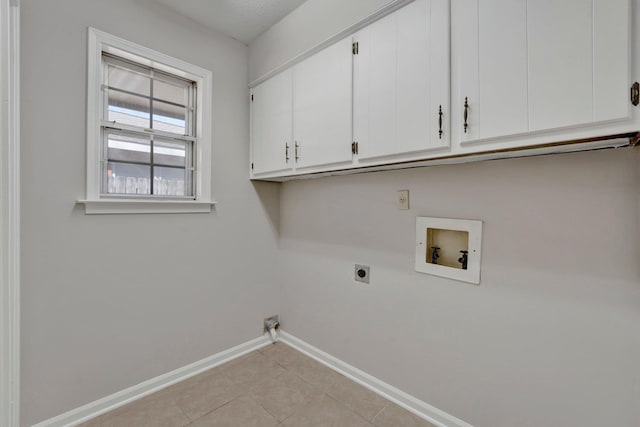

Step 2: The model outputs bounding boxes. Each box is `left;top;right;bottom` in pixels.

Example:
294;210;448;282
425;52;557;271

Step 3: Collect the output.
354;264;370;284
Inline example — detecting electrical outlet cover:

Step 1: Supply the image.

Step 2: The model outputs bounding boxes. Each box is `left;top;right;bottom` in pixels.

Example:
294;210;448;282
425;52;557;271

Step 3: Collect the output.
398;190;409;210
354;264;370;284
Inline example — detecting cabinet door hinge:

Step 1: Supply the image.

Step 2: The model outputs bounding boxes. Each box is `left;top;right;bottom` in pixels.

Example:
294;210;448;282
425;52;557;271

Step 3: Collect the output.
251;162;254;170
351;141;359;155
632;82;639;106
251;94;254;102
352;42;359;55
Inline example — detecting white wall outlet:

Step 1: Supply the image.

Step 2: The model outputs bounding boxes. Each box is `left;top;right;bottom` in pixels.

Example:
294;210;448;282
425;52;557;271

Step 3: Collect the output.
398;190;409;210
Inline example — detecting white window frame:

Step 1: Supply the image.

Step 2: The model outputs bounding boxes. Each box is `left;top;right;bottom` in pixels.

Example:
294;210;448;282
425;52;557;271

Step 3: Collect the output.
1;0;21;425
79;27;214;214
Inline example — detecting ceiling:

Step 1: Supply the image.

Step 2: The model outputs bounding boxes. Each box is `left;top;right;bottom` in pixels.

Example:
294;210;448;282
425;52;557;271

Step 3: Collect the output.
152;0;308;45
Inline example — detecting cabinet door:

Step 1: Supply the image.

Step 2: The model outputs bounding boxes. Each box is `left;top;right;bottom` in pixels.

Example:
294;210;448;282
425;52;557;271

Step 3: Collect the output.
251;69;293;176
457;0;528;142
527;0;629;131
293;37;353;169
456;0;629;143
355;0;451;161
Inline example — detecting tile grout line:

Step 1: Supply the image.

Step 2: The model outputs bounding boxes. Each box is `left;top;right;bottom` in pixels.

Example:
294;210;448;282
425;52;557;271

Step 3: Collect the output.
184;391;237;425
259;343;386;425
213;352;289;425
245;390;282;423
175;400;191;427
257;347;360;426
279;333;466;427
252;353;327;424
371;401;391;424
322;392;374;425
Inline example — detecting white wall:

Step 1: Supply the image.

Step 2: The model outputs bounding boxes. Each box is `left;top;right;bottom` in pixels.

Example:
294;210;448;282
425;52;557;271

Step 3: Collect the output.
277;150;640;427
248;0;393;82
20;0;281;425
250;1;640;426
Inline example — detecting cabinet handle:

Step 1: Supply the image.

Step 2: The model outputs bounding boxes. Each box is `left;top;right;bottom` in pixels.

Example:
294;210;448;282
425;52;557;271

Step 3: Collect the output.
295;142;300;162
438;105;443;139
463;97;469;133
285;143;290;163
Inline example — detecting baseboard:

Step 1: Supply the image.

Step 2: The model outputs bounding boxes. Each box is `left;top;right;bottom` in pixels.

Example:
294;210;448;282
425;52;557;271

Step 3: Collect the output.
279;331;474;427
32;335;271;427
33;331;472;427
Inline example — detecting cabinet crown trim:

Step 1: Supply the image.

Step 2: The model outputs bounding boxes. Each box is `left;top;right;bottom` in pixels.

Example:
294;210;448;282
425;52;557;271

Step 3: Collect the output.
248;0;416;88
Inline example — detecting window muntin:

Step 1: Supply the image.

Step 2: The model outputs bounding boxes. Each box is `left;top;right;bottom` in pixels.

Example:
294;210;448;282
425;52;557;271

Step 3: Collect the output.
100;53;196;198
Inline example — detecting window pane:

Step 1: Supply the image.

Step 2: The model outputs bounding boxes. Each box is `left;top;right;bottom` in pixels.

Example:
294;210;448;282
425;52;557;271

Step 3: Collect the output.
106;162;151;195
154;166;192;197
108;64;150;96
98;52;200;201
153;101;186;135
153;140;188;167
154;78;188;105
107;133;151;164
108;89;150;128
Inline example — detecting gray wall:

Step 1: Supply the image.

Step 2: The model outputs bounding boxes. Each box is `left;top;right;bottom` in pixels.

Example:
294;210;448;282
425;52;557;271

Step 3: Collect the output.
248;0;393;82
21;0;280;425
250;1;640;426
276;150;640;427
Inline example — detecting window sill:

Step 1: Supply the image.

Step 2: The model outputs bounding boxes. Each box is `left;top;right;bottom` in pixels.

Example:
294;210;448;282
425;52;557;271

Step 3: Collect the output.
77;199;215;215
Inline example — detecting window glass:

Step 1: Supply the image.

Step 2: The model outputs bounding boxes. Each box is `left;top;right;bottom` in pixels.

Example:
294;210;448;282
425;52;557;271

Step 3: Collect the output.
154;78;188;105
154;140;188;167
153;101;187;134
106;162;151;195
107;132;151;164
154;166;190;197
108;64;150;96
107;89;150;128
100;53;197;199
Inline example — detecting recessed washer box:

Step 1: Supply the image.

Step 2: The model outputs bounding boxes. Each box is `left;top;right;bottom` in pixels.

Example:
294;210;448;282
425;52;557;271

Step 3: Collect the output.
415;217;483;284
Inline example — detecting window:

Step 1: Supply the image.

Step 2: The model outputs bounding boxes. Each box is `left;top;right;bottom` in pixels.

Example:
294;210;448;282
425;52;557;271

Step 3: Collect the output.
80;28;214;214
103;54;196;198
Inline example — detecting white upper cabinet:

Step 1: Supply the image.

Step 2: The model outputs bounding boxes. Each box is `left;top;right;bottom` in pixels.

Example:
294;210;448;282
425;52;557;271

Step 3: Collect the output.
354;0;451;161
456;0;631;144
293;37;353;170
528;0;629;130
251;69;293;176
251;38;353;176
250;0;638;181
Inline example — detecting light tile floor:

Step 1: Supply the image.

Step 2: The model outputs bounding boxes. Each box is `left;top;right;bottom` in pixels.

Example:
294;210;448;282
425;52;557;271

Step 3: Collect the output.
80;342;436;426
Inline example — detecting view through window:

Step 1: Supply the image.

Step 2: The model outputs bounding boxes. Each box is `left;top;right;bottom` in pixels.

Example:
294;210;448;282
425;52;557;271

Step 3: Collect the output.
101;53;196;198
